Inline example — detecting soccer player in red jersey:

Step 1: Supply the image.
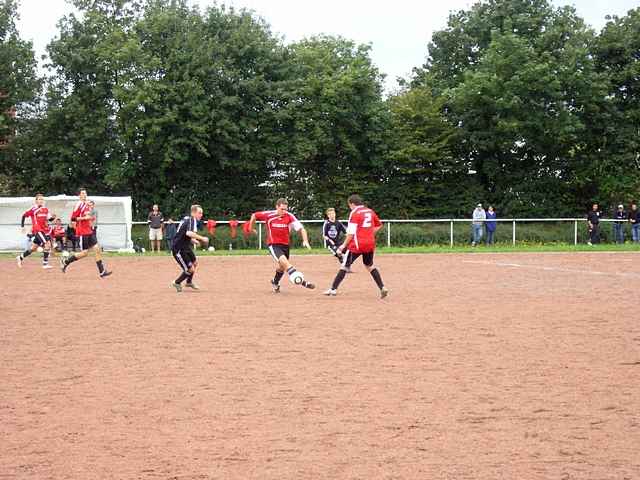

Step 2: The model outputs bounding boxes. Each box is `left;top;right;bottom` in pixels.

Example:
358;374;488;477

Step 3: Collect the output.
17;193;55;269
323;194;388;298
248;198;315;292
59;188;112;277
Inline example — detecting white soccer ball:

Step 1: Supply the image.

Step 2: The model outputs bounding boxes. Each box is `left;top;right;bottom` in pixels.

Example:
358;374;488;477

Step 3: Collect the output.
62;250;70;258
289;270;304;285
141;247;146;253
36;246;44;253
208;246;215;252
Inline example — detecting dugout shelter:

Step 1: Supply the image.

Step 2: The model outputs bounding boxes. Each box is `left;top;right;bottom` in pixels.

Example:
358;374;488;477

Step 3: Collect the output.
0;195;133;251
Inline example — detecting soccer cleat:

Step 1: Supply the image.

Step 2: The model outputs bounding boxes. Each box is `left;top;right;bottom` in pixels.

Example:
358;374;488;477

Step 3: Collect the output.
99;270;113;278
184;282;200;290
302;281;315;290
323;289;337;296
380;287;389;299
270;280;281;293
59;257;68;273
16;256;22;268
170;282;182;292
42;264;53;269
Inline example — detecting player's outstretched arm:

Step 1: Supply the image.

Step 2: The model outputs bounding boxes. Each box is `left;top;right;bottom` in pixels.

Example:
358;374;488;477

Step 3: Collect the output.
299;227;311;249
186;230;209;244
248;214;257;234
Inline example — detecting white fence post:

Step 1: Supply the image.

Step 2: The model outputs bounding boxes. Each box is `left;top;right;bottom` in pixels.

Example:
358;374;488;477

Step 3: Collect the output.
574;220;578;245
512;220;516;246
387;222;391;248
258;223;262;250
450;220;454;247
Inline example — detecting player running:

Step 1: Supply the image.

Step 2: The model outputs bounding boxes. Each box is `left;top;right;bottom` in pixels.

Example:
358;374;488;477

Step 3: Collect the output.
248;198;315;292
323;194;388;298
59;188;112;277
170;204;210;292
17;193;55;269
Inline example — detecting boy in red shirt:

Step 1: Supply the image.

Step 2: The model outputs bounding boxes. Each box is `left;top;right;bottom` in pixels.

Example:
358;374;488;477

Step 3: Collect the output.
324;194;388;298
59;188;112;277
248;198;315;292
17;193;55;269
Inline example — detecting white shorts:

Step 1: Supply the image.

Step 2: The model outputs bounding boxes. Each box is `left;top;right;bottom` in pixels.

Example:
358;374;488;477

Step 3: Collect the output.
149;228;163;240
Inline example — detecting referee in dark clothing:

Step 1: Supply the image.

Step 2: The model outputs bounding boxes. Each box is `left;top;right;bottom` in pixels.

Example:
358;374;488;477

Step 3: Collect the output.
587;203;601;245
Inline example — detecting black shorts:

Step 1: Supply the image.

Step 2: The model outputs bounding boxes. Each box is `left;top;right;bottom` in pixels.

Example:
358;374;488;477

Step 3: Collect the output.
268;244;289;261
78;233;98;250
173;248;196;272
343;250;374;268
32;232;50;246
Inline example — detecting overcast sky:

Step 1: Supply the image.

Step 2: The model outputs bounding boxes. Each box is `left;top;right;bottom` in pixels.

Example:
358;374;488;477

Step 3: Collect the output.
15;0;639;91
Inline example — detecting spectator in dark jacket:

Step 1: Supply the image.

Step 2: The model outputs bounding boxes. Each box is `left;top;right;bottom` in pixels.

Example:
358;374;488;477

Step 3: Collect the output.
629;202;639;243
485;206;497;245
587;203;601;245
613;204;627;244
164;218;177;251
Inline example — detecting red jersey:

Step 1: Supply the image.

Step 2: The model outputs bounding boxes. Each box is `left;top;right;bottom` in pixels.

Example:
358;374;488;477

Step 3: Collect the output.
346;205;382;253
23;206;50;234
52;225;66;238
72;201;93;236
254;210;302;246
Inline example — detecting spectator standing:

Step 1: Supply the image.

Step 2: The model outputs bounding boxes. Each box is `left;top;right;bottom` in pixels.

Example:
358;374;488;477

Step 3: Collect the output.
587;203;601;245
629;202;640;243
613;204;627;244
485;206;497;245
148;204;164;252
472;203;486;246
164;218;177;251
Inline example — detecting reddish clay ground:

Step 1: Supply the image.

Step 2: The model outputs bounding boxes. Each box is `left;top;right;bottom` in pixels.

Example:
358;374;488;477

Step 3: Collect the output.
1;252;639;479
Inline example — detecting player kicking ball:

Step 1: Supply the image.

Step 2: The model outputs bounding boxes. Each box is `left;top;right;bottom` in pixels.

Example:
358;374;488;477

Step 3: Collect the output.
17;193;55;269
248;198;315;292
324;194;388;299
170;204;209;292
59;188;112;278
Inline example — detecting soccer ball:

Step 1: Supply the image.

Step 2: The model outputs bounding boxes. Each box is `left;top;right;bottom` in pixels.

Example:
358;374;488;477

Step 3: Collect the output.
289;270;304;285
208;246;215;252
62;250;70;258
141;247;146;253
36;246;44;253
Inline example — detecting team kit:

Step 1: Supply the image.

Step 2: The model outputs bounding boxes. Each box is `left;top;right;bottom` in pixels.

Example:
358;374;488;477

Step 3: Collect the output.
17;192;388;299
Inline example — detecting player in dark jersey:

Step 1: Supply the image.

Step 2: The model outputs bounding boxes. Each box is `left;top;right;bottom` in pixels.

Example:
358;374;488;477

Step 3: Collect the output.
59;188;112;277
248;198;315;293
17;193;55;269
322;207;348;267
170;204;210;292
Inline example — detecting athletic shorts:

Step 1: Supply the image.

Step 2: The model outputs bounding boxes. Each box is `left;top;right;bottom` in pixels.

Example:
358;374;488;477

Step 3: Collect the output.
32;232;50;246
78;233;98;250
268;244;289;262
343;250;374;268
173;248;196;273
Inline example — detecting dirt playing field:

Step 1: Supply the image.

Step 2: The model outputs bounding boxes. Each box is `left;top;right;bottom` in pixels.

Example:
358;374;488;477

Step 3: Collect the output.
1;252;639;479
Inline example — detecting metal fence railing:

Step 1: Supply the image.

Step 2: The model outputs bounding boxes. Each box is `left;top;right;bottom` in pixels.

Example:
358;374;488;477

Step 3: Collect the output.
2;218;636;252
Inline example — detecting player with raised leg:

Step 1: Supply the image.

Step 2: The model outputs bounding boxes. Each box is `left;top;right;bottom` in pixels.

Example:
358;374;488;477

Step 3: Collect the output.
170;204;209;292
324;194;388;298
17;193;55;269
249;198;315;292
59;188;112;278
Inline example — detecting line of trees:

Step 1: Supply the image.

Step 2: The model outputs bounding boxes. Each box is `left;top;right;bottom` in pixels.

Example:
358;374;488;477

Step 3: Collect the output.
1;0;638;219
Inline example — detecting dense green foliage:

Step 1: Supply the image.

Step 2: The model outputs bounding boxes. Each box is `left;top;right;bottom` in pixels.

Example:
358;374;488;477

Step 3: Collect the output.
1;0;638;219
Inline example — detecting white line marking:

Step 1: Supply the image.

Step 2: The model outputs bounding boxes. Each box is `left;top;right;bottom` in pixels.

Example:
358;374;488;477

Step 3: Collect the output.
462;259;640;279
